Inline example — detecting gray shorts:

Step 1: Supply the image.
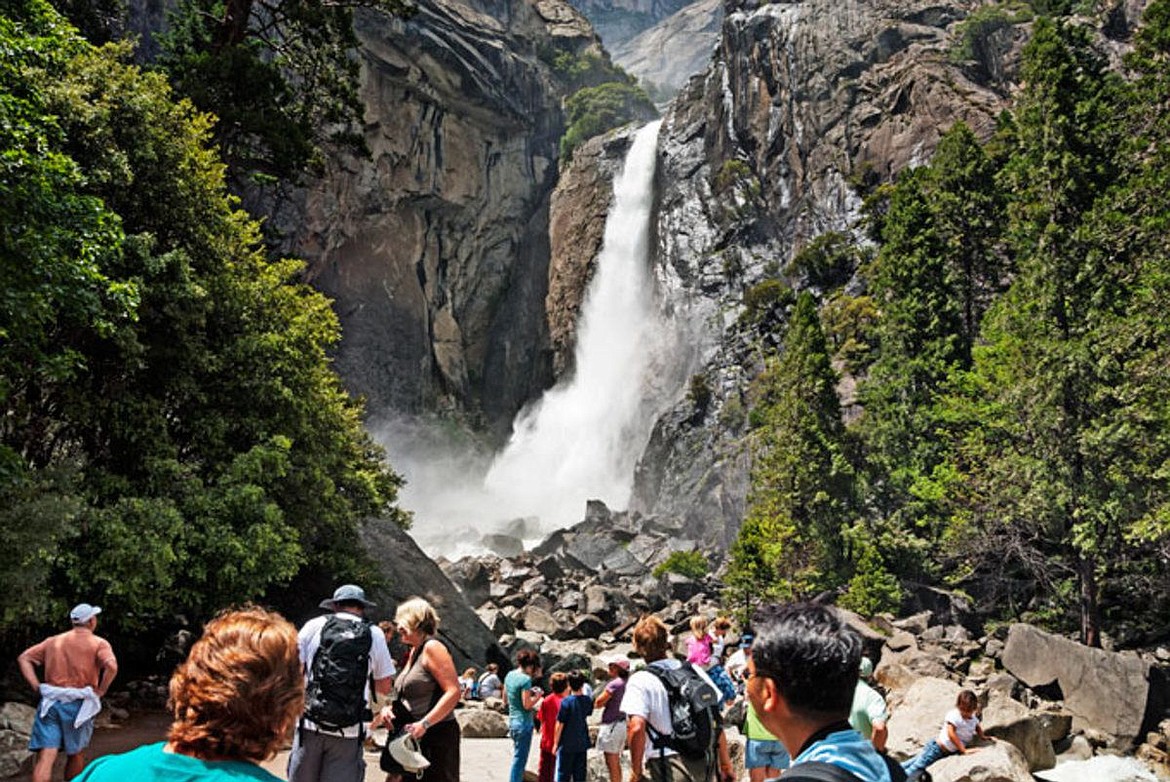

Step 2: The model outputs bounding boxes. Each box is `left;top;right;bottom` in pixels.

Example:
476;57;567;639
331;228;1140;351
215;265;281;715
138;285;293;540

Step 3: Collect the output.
287;727;365;782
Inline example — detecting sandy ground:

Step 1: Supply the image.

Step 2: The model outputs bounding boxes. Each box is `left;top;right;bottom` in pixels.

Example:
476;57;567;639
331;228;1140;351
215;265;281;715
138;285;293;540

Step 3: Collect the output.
9;713;530;782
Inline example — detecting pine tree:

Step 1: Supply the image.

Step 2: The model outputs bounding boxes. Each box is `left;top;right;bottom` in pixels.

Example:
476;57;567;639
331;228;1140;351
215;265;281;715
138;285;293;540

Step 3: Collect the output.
944;17;1128;645
725;293;854;616
857;123;1005;576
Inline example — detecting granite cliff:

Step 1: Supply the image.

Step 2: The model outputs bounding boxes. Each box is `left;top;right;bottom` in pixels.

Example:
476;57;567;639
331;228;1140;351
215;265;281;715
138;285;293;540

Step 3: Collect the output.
269;0;603;436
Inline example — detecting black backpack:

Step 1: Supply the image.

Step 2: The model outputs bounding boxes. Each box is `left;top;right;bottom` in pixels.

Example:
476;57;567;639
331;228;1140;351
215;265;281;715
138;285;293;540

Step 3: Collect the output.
783;758;924;782
643;662;721;760
304;615;373;730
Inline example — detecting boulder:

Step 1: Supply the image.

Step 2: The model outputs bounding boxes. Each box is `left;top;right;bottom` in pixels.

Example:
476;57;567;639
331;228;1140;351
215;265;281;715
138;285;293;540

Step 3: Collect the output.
0;703;34;734
519;606;561;636
358;521;508;672
439;559;491;608
887;676;961;760
482;533;525;557
456;706;509;738
1002;623;1169;746
0;728;30;779
926;739;1033;782
477;607;516;638
0;704;33;779
983;692;1056;771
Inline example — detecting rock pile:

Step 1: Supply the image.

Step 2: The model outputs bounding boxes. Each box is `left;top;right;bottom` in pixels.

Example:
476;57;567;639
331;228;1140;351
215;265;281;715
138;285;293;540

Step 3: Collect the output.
440;509;1170;782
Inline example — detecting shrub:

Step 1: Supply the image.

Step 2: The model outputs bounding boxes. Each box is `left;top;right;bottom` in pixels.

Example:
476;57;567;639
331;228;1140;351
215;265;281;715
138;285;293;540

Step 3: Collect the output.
688;373;713;415
743;279;793;320
653;550;708;579
786;232;859;291
560;82;657;160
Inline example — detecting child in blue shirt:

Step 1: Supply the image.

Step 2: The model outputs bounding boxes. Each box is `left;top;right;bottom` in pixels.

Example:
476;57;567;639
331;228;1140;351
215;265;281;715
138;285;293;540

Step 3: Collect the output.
555;670;594;782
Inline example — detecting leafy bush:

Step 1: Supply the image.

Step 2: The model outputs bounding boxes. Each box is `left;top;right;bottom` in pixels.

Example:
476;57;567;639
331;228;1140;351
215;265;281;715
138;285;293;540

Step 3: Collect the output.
786;232;859;291
688;373;713;415
840;543;904;617
653;550;709;579
560;82;657;160
950;3;1032;64
743;279;794;320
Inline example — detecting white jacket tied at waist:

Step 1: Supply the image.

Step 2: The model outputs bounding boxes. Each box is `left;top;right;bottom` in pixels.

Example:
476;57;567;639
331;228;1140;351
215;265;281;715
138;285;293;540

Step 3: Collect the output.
39;684;102;727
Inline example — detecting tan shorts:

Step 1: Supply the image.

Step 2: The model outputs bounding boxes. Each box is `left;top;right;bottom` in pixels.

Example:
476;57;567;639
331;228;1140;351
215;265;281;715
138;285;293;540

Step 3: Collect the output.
596;719;628;754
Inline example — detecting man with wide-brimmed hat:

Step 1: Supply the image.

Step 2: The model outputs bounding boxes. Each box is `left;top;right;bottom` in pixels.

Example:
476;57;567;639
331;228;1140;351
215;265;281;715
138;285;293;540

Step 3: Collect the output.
18;603;118;782
289;584;395;782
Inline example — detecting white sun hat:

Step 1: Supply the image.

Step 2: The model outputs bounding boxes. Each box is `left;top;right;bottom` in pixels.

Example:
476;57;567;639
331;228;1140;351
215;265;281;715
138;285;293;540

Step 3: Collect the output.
388;733;431;777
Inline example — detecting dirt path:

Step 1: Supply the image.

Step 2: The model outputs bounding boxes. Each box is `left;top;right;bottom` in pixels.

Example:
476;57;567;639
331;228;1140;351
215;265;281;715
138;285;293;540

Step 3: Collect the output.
9;713;523;782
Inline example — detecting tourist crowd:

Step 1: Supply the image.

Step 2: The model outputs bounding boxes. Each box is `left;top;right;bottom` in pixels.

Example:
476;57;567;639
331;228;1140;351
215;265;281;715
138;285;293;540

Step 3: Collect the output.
18;587;989;782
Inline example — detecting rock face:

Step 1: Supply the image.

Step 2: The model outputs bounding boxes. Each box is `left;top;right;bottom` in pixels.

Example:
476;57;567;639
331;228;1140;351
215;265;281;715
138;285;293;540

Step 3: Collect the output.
358;519;509;672
1001;623;1169;747
274;0;602;435
611;0;723;97
546;129;636;375
563;0;695;49
631;0;1016;548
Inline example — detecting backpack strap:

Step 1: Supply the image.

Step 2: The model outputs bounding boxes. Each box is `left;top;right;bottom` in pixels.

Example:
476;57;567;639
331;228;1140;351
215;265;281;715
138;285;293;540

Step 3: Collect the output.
781;761;865;782
785;757;910;782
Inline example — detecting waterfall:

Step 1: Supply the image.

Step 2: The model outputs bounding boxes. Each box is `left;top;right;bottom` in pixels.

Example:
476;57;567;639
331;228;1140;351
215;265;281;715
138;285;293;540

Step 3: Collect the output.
482;119;673;537
384;120;684;556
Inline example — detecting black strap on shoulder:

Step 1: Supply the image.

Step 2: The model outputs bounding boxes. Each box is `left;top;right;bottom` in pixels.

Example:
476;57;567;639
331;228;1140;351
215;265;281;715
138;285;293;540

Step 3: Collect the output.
782;761;865;782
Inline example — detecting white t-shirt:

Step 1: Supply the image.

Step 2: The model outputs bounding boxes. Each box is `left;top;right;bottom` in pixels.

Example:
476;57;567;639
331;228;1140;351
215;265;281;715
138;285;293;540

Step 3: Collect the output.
298;612;395;737
622;659;720;764
938;708;980;751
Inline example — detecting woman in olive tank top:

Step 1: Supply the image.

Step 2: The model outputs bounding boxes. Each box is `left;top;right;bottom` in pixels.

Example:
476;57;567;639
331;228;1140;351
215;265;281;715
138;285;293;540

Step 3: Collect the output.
382;597;461;782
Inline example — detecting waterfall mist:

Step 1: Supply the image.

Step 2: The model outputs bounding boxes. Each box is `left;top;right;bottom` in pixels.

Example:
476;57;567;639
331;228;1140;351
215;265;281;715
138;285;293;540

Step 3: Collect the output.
377;121;688;557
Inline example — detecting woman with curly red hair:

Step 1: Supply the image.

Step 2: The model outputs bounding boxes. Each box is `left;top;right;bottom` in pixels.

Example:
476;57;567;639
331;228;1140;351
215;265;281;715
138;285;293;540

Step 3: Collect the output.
74;606;303;781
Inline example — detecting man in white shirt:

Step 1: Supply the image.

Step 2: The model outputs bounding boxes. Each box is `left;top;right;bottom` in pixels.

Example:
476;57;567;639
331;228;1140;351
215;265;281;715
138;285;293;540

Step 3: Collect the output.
288;584;395;782
623;615;735;782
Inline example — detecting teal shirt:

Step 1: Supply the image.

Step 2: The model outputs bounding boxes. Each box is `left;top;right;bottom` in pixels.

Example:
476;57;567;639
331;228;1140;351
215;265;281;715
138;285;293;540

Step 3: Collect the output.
504;668;535;726
73;742;281;782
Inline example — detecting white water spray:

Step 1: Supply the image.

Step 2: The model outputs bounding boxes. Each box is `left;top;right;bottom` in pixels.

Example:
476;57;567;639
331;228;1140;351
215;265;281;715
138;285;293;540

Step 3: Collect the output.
387;120;685;556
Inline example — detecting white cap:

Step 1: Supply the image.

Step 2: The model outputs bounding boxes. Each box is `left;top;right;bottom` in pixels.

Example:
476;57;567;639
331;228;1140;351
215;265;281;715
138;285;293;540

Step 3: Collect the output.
70;603;102;624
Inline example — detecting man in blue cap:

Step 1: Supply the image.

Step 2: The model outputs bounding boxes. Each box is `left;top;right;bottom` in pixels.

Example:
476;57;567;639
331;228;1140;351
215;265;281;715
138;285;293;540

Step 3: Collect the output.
18;603;118;782
289;585;396;782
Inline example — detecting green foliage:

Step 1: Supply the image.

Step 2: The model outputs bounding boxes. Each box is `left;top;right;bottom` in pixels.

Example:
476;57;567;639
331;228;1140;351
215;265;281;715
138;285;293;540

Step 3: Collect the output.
0;1;406;634
154;0;413;188
839;536;904;617
820;293;878;373
786;232;860;291
950;3;1032;64
653;550;709;580
542;48;633;93
844;10;1170;645
688;373;712;416
560;82;657;161
726;294;854;616
742;279;793;321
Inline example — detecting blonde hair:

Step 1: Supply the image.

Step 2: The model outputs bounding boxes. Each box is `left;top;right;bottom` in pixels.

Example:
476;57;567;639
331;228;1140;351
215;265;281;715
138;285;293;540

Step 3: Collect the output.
690;615;709;636
395;596;439;635
167;606;303;762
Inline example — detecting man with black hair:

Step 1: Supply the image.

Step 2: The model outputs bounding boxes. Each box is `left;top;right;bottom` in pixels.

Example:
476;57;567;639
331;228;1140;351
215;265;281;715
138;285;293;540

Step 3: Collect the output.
745;603;903;782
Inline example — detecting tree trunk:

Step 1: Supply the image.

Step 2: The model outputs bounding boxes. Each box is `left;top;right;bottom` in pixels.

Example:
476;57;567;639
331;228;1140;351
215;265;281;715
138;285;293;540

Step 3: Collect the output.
1079;555;1101;647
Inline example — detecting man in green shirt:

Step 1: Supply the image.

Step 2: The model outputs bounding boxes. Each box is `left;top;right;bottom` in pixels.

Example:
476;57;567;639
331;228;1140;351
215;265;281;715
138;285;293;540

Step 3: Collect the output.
848;657;889;753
